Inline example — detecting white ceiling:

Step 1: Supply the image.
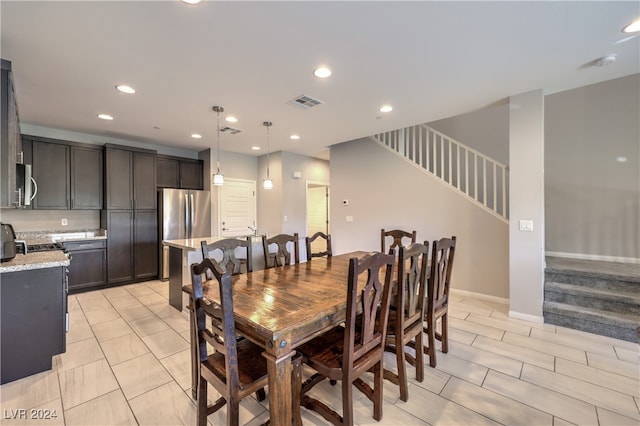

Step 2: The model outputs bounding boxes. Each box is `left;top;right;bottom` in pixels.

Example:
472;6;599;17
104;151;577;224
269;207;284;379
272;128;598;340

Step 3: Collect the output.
1;1;638;160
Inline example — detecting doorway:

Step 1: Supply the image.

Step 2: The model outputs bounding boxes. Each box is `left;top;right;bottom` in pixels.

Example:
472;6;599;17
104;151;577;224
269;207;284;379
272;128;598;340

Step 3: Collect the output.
306;182;329;253
219;178;257;237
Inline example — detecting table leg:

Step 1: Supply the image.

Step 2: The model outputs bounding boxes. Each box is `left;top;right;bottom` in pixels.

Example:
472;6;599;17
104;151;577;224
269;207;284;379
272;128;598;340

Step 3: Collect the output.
263;350;294;426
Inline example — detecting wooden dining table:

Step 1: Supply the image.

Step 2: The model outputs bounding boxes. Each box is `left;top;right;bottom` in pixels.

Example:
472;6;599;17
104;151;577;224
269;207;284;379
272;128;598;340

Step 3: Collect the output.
183;251;369;426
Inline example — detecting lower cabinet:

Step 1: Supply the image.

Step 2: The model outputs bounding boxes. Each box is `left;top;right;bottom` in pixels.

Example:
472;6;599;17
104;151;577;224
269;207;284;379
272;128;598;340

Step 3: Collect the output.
1;266;66;384
102;209;157;285
64;240;106;293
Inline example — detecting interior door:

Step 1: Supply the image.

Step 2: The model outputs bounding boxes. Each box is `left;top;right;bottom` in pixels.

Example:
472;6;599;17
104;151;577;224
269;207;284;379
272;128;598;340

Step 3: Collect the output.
306;183;329;253
219;178;256;237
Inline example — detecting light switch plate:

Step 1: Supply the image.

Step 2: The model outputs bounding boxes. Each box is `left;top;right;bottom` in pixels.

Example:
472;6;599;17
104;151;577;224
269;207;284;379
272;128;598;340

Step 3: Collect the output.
519;220;533;231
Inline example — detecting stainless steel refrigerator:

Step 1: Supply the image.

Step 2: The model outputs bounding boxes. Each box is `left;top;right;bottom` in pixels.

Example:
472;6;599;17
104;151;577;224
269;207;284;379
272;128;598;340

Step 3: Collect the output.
158;188;211;280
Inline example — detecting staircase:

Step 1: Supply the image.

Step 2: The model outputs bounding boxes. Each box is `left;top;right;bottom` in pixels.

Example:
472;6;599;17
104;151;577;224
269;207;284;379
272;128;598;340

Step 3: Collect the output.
544;257;640;342
371;125;509;222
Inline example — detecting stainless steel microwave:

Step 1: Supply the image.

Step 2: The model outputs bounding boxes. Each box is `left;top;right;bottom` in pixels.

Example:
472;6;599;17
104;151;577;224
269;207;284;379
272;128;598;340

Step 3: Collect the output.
15;163;36;207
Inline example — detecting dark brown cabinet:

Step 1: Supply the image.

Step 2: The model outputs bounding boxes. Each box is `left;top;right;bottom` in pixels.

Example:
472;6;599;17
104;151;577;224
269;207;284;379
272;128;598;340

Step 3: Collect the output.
1;58;22;208
32;141;70;209
103;144;158;285
71;146;103;209
156;154;203;190
64;239;106;293
1;266;66;384
25;136;103;210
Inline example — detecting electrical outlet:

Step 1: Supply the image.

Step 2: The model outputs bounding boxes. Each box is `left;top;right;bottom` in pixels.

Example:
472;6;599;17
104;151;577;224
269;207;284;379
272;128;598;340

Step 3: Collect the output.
61;218;68;226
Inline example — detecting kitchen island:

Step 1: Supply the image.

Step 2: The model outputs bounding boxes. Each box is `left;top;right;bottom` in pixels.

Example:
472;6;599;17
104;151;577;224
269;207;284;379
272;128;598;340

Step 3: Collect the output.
162;236;264;311
0;250;69;384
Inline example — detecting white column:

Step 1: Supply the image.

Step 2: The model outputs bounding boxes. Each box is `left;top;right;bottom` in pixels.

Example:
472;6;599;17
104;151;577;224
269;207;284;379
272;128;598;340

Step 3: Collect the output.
509;90;545;322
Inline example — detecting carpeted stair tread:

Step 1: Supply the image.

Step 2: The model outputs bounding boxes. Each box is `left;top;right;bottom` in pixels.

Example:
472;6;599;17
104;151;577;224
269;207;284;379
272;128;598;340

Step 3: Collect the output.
543;301;640;327
545;281;640;304
545;257;640;283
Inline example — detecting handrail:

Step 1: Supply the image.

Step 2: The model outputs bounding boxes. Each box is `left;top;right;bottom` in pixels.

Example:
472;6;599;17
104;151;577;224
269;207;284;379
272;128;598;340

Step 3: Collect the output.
371;125;509;221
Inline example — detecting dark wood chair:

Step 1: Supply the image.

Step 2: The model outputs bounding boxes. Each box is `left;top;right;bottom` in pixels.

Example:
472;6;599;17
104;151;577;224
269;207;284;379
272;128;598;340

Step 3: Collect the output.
191;258;267;426
381;228;416;253
422;236;456;368
383;241;429;402
305;231;332;261
190;258;301;426
262;233;300;268
201;237;253;276
297;251;395;425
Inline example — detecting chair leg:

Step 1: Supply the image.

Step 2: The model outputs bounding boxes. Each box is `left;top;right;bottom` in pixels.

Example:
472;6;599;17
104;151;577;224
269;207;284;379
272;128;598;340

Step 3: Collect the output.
227;397;240;426
255;388;266;402
197;377;208;426
441;314;449;353
414;331;425;383
424;315;437;367
342;377;354;426
372;361;383;421
395;334;409;402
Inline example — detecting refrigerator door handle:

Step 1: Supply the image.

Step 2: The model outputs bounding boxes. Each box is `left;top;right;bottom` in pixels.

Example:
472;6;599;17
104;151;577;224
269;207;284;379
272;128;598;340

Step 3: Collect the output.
184;193;190;238
190;193;195;238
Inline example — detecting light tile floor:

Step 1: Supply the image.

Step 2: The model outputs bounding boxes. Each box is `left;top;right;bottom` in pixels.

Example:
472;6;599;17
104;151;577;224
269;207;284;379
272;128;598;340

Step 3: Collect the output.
1;280;638;425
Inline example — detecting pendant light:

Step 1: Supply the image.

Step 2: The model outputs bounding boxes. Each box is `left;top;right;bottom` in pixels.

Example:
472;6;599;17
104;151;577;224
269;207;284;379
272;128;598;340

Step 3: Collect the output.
212;105;224;186
263;121;273;190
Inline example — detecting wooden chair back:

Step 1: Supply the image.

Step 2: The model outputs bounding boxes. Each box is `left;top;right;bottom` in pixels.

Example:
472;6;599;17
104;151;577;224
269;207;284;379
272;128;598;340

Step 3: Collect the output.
397;242;430;333
429;236;456;313
201;237;253;275
305;231;332;261
422;235;457;368
262;233;300;267
346;252;395;369
381;228;416;253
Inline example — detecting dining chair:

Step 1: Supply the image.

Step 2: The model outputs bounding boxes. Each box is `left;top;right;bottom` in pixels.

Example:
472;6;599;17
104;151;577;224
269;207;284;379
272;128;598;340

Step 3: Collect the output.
190;258;302;426
381;228;417;253
422;236;456;367
262;233;300;268
305;231;332;261
201;237;253;276
297;251;395;425
383;241;429;402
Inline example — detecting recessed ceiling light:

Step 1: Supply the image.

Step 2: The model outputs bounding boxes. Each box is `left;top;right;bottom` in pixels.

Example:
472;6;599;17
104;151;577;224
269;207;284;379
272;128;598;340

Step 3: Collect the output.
251;146;261;151
97;114;114;120
622;18;640;33
181;0;202;4
290;134;300;140
313;67;332;78
115;84;135;94
379;105;393;113
225;116;238;123
191;133;202;139
616;156;628;163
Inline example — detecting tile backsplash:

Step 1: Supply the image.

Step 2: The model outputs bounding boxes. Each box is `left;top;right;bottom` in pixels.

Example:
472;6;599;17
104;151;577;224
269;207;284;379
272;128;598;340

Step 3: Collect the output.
0;209;100;232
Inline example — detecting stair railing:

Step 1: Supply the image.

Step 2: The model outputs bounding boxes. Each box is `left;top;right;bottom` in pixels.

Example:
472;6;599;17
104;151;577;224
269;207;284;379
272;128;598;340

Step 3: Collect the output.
371;125;509;221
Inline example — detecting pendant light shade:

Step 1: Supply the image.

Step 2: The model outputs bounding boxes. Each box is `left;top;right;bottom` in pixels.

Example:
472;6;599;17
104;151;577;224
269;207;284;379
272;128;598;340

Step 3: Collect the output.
263;121;273;190
212;105;224;186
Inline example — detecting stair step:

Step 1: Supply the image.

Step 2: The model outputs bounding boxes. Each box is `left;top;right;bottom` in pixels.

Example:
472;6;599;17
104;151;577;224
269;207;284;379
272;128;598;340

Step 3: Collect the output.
545;281;640;314
545;257;640;292
543;301;640;343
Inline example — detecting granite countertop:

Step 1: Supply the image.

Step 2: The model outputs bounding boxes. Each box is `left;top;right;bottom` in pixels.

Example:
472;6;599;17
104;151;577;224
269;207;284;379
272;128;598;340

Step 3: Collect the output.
0;251;70;273
16;229;107;245
163;235;263;251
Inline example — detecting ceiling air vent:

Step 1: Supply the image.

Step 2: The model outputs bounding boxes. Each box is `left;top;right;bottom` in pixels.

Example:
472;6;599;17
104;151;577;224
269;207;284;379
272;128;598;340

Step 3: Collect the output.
288;94;323;110
220;126;242;135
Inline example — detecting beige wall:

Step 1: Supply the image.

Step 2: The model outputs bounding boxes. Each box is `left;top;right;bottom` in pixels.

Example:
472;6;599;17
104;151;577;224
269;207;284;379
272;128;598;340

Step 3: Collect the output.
330;137;509;299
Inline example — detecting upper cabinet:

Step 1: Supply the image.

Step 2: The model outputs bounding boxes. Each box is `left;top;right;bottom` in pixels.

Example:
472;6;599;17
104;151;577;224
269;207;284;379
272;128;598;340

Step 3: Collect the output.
104;144;156;210
156;154;203;190
24;135;103;210
0;59;23;208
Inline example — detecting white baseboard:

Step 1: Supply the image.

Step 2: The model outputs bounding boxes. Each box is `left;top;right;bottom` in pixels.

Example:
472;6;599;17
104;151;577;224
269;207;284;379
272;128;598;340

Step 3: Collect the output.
450;288;509;305
508;310;544;324
546;251;640;264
